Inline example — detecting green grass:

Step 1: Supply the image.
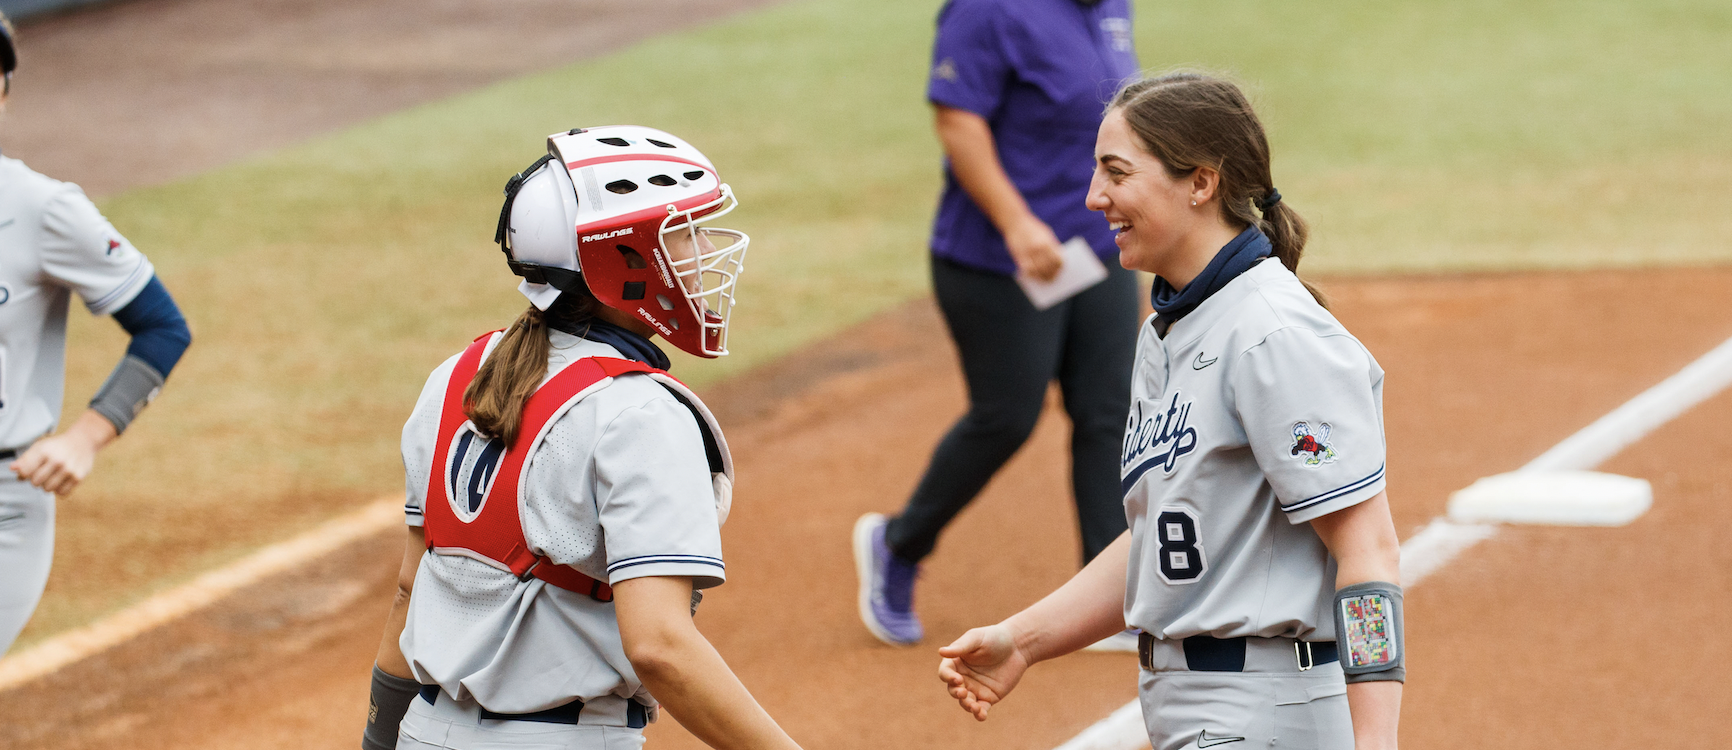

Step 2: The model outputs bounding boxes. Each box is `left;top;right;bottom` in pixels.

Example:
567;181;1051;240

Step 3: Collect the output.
1139;0;1732;272
21;0;1732;645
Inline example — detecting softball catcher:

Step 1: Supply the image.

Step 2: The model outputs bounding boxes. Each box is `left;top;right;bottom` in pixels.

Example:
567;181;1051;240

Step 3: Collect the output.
363;127;802;750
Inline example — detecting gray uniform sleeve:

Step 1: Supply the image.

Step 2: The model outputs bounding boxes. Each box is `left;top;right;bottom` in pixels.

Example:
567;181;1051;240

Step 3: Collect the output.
39;188;155;315
594;386;726;589
401;355;462;528
1231;327;1387;524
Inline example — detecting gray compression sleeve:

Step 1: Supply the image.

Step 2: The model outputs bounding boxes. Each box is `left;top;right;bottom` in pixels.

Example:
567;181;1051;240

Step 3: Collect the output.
1333;580;1406;684
363;666;420;750
88;354;165;434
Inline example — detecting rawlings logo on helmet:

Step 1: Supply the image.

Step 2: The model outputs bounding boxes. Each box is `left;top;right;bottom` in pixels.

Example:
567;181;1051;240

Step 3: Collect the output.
581;227;634;243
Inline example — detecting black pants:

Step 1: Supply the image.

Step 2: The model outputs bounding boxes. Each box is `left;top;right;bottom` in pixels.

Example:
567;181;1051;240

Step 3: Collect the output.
886;256;1138;565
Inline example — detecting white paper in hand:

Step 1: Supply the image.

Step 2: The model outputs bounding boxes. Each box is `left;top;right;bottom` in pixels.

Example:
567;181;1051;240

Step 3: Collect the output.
1016;237;1109;311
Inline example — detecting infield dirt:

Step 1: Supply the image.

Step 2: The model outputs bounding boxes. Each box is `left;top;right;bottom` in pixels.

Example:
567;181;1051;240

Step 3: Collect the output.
4;267;1731;749
5;0;786;198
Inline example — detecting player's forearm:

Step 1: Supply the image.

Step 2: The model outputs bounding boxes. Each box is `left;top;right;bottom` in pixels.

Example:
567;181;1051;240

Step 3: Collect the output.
1312;492;1404;746
374;526;424;679
631;628;800;750
616;576;801;750
1005;531;1130;664
64;409;119;451
933;105;1040;236
1346;680;1402;749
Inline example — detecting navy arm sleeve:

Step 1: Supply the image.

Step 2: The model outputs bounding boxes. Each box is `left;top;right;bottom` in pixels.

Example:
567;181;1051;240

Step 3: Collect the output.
111;275;191;378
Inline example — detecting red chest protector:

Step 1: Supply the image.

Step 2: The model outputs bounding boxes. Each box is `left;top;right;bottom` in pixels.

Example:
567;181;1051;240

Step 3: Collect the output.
422;333;675;603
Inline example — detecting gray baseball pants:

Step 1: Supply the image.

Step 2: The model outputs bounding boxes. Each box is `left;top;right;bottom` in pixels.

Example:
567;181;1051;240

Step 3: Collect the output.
0;477;54;654
1139;637;1354;750
398;690;646;750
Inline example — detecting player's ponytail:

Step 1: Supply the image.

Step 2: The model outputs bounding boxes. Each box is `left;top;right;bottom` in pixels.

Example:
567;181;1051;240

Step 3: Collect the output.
464;287;601;444
1109;71;1325;306
464;305;550;445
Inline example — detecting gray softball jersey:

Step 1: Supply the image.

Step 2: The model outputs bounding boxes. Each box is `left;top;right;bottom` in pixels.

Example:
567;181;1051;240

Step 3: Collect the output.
0;156;154;450
1122;258;1386;642
400;332;723;715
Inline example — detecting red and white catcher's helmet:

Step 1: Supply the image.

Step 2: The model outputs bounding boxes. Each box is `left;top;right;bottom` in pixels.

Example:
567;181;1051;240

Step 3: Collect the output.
495;125;749;358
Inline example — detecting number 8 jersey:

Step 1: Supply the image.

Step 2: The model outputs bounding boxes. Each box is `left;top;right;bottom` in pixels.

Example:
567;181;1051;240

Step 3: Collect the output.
1121;258;1386;643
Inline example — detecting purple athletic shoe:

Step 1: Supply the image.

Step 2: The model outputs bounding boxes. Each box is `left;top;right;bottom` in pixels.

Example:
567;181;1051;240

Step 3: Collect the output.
853;513;923;646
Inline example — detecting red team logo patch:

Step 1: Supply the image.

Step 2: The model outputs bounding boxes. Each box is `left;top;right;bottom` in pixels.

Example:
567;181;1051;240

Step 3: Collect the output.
1290;421;1337;466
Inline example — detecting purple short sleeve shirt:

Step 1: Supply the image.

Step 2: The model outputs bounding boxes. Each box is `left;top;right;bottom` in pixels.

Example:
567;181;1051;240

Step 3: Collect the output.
927;0;1139;276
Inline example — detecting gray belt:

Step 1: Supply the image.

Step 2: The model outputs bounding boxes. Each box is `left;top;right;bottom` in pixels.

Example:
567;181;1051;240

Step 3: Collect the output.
1139;633;1340;673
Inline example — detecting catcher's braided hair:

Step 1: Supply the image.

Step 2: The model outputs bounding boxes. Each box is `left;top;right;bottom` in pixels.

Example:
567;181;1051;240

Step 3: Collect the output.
464;285;602;445
1109;71;1324;306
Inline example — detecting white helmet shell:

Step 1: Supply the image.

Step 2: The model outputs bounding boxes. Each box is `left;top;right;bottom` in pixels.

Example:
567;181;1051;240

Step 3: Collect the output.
502;160;580;311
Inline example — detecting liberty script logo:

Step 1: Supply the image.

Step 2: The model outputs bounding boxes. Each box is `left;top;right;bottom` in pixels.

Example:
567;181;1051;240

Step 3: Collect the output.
1122;391;1199;480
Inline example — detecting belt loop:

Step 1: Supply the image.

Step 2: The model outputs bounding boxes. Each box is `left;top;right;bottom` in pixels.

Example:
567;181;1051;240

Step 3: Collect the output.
1295;640;1314;671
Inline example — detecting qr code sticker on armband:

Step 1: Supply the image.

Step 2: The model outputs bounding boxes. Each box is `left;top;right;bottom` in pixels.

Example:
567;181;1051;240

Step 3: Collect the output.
1342;594;1396;668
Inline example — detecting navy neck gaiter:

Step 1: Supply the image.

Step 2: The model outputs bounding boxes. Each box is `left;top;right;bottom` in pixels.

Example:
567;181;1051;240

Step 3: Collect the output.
1150;226;1273;333
550;317;673;372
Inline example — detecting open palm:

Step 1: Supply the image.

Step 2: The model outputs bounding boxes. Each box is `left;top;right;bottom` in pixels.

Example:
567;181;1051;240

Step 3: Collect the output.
937;624;1032;721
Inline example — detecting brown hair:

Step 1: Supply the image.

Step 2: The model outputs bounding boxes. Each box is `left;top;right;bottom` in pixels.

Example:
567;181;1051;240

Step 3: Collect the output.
1;12;16;96
464;286;602;444
1108;71;1323;305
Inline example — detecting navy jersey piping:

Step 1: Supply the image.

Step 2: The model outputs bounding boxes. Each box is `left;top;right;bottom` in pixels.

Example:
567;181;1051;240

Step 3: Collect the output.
606;554;725;574
1279;465;1385;513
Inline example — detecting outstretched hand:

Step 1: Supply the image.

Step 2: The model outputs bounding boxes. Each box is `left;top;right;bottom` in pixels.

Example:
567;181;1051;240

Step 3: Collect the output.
937;624;1031;722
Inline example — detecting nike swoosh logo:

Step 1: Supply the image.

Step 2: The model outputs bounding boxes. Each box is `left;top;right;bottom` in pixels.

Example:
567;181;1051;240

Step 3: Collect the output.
0;219;14;230
1197;730;1246;747
1192;352;1218;370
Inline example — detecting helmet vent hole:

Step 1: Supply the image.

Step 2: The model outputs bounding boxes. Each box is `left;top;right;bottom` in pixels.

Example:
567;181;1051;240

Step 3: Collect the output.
655;294;677;311
622;281;646;300
669;318;680;330
596;137;631;147
683;170;706;181
646;139;676;148
647;174;676;187
616;245;648;269
605;179;638;194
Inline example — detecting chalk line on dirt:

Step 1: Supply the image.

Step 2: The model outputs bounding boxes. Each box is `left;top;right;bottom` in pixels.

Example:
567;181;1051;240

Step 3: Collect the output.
0;497;402;693
1052;333;1732;750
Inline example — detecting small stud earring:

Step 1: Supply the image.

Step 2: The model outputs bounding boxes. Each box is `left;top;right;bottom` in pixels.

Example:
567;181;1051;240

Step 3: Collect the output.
1191;200;1197;206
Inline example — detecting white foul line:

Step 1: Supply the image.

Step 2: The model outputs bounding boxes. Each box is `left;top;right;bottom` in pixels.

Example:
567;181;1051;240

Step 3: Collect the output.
0;496;403;693
1053;333;1732;750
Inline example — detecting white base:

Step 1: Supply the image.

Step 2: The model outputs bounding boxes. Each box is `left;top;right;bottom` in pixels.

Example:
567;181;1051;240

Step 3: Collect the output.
1446;470;1652;526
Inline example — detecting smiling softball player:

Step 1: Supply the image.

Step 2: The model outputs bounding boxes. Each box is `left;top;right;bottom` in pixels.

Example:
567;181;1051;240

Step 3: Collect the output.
937;73;1405;750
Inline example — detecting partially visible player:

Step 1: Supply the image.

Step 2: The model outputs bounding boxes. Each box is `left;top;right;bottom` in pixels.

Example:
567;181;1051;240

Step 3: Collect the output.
362;127;802;750
936;73;1404;750
0;12;193;655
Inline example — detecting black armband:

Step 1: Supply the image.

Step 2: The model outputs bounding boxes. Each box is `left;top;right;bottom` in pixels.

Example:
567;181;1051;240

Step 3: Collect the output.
363;666;421;750
88;355;164;434
1333;581;1406;684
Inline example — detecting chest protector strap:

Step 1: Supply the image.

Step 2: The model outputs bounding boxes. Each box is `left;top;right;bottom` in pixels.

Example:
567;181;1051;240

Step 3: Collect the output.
423;333;719;603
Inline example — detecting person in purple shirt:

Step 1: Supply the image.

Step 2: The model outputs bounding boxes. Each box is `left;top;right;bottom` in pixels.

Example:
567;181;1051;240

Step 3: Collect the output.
854;0;1142;647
